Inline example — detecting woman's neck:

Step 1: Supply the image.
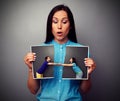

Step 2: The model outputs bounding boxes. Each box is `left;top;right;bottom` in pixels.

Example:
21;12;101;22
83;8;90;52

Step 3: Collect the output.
54;38;69;44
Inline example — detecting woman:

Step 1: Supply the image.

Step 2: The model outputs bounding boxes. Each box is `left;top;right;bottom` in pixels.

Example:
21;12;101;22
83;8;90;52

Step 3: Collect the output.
24;4;96;101
62;57;83;78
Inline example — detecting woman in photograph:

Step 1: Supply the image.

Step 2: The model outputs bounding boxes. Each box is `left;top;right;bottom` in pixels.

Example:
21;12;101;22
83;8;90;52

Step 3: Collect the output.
62;57;83;78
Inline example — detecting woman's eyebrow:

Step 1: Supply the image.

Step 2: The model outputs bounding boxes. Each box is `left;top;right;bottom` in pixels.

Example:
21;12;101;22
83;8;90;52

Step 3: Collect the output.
52;17;69;20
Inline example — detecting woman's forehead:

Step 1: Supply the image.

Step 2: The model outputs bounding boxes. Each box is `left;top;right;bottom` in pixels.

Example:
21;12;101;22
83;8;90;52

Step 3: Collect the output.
53;10;68;18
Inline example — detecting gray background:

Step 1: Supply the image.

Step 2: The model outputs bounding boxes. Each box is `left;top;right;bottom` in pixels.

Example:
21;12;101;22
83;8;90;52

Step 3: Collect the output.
0;0;119;101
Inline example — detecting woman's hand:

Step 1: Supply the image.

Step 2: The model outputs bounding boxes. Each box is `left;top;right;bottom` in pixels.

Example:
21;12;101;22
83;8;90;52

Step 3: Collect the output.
24;52;36;71
84;58;96;74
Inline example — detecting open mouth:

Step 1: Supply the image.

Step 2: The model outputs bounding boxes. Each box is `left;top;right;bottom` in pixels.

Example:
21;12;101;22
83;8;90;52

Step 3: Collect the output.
57;32;63;35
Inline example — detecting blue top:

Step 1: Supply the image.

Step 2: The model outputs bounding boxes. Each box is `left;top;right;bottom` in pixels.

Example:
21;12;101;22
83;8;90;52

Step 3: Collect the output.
37;61;48;74
37;40;83;101
72;63;82;74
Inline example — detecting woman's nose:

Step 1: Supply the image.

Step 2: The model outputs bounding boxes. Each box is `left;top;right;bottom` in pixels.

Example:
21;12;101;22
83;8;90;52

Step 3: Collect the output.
57;22;62;29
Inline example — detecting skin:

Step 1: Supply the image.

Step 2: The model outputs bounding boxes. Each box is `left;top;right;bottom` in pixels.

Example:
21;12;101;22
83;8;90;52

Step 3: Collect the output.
24;10;96;94
62;58;74;66
52;10;70;44
46;56;62;65
69;58;73;63
46;56;51;62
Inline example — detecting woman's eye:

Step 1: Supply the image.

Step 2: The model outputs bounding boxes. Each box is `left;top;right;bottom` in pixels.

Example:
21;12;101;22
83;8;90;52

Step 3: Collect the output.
52;20;58;24
62;20;68;24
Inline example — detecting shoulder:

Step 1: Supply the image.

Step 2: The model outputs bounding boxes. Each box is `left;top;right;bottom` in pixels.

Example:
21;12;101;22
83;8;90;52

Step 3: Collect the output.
72;63;76;66
39;41;53;46
43;61;48;65
68;41;84;46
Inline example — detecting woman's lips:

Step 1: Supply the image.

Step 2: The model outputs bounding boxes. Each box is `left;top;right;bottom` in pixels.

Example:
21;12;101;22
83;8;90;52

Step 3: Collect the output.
57;32;63;36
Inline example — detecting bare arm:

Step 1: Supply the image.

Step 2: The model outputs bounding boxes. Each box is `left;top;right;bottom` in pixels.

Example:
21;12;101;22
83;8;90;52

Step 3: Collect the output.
48;62;62;66
48;63;73;66
27;70;40;94
62;63;73;67
80;58;96;93
24;53;40;94
80;76;91;93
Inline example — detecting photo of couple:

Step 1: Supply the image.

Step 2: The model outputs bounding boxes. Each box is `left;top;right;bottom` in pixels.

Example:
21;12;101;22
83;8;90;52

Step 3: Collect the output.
31;45;89;80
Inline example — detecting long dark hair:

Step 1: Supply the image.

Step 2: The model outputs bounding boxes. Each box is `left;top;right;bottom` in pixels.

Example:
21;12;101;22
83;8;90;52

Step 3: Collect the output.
71;57;77;63
44;4;77;43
